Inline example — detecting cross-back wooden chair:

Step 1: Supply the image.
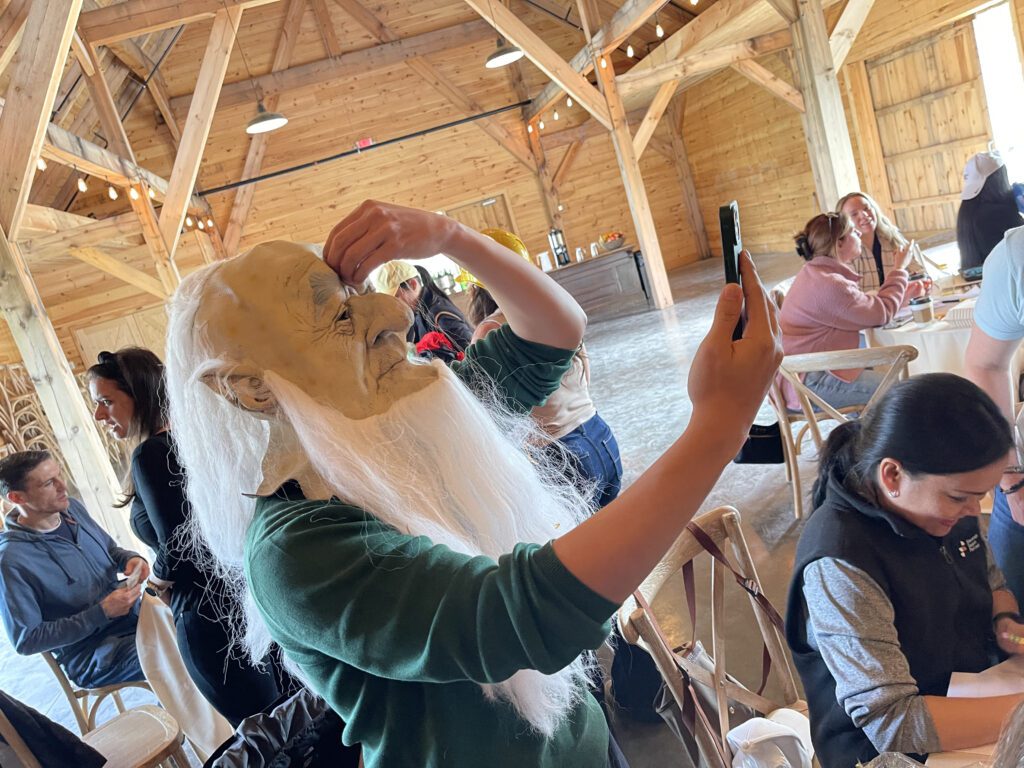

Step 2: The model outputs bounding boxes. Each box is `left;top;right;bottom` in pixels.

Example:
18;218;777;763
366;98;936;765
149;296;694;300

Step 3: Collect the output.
617;506;805;768
41;650;152;733
0;702;188;768
768;344;918;519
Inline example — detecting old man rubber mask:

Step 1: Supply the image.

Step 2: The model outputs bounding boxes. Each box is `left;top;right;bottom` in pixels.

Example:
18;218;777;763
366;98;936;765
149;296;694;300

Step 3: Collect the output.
195;241;439;422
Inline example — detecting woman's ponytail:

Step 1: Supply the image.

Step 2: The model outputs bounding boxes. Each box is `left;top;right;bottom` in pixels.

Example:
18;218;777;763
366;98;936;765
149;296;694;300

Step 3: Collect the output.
811;420;861;509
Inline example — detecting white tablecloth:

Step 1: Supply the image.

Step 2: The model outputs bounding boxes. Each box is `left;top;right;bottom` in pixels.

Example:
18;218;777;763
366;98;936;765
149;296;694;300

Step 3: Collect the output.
865;319;975;377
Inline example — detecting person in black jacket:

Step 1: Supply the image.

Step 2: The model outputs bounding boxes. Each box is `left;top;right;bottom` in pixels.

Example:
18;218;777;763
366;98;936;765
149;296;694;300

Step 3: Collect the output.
87;347;290;726
957;151;1023;272
373;260;473;360
786;373;1024;767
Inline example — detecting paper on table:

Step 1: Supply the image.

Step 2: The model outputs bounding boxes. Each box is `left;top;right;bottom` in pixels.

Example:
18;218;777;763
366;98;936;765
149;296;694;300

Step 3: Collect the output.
925;743;994;768
948;654;1024;698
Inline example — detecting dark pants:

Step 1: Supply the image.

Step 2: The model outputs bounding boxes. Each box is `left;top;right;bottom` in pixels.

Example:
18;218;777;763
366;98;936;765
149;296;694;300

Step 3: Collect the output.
177;608;289;727
557;413;623;510
991;488;1024;605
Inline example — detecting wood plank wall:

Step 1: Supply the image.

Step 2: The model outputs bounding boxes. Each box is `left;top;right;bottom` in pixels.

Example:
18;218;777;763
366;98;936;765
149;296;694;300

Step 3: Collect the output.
3;0;1013;368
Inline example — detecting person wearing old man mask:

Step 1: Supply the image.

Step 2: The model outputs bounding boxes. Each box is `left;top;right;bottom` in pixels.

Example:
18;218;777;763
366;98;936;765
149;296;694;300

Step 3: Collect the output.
162;200;782;768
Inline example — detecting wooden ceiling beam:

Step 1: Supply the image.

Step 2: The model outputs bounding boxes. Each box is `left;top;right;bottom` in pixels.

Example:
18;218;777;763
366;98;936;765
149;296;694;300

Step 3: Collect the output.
0;0;83;239
20;212;143;253
79;0;279;47
0;0;29;75
104;37;182;145
465;0;611;128
159;8;241;260
222;0;306;257
552;140;582;188
730;58;804;111
765;0;798;23
169;19;494;114
829;0;875;70
71;32;96;75
616;27;792;96
330;0;536;172
311;0;342;57
67;246;168;299
526;0;667;122
632;79;675;158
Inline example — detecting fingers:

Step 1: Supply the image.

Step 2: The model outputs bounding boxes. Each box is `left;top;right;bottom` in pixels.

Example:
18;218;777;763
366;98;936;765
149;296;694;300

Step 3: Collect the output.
323;200;379;273
738;252;771;338
709;282;744;344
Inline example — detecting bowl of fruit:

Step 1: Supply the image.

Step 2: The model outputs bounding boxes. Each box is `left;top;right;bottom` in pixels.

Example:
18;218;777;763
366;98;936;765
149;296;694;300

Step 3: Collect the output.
599;230;625;251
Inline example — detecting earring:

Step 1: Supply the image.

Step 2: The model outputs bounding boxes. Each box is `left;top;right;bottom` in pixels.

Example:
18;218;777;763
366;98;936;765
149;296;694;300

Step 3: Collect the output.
889;490;899;498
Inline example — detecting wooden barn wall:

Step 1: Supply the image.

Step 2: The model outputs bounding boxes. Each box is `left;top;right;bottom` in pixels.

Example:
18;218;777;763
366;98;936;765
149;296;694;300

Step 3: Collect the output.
5;0;1015;372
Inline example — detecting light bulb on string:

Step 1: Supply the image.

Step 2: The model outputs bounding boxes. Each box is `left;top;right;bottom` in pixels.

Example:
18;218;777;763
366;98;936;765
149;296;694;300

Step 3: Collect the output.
627;44;634;58
148;187;156;199
206;218;214;228
599;56;607;69
656;22;664;38
36;158;47;172
107;186;118;200
128;187;140;201
566;96;573;108
690;0;697;5
185;216;193;227
553;110;559;121
197;219;205;230
527;124;533;133
539;120;545;130
77;177;88;193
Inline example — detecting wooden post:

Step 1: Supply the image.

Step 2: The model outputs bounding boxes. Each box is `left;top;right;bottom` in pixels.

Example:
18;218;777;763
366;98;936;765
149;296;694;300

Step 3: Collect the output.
843;60;893;213
527;129;564;231
791;0;859;209
593;54;673;309
669;95;711;260
0;231;130;542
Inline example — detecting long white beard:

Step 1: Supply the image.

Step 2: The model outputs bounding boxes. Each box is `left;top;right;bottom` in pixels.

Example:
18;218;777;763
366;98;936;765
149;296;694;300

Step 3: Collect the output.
264;362;596;736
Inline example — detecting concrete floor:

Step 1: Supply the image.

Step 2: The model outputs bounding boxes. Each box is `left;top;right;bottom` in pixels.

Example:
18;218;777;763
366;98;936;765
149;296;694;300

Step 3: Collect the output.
0;250;810;766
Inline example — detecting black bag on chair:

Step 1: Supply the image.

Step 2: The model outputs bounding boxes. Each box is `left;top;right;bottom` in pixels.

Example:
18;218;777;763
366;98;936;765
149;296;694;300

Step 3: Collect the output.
733;422;784;464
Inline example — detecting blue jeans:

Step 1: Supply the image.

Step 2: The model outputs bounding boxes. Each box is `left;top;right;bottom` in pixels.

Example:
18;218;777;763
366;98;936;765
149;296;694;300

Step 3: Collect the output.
556;413;622;510
802;369;885;410
990;488;1024;605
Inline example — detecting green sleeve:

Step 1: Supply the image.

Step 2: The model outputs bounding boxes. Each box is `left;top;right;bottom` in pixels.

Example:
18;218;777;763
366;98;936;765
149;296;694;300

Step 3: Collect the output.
247;501;616;684
450;324;576;413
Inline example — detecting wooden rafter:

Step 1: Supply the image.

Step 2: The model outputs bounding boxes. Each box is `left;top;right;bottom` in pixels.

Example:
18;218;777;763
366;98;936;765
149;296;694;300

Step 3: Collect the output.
765;0;798;23
0;0;83;238
552;141;582;188
222;0;306;257
616;29;792;97
843;59;892;213
311;0;342;57
67;247;168;300
632;80;676;158
105;38;182;145
159;8;241;261
169;19;494;114
527;0;668;122
0;0;29;76
668;94;710;259
79;0;279;47
20;212;143;253
730;58;804;111
829;0;876;70
71;32;96;75
328;0;535;172
464;0;611;129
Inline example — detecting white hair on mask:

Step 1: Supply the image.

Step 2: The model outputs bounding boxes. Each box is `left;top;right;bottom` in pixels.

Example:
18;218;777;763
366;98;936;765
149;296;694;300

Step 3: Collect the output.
165;260;601;736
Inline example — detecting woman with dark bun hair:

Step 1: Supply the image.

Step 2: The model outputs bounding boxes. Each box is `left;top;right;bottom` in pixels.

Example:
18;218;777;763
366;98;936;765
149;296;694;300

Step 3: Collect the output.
87;347;290;726
777;211;923;410
786;373;1024;766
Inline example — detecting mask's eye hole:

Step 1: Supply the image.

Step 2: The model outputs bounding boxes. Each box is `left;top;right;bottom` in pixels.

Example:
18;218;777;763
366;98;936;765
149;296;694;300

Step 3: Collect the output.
337;307;351;322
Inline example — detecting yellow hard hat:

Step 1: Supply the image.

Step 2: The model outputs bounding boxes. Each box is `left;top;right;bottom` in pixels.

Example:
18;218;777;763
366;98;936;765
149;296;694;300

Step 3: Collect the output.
481;228;531;263
373;260;419;296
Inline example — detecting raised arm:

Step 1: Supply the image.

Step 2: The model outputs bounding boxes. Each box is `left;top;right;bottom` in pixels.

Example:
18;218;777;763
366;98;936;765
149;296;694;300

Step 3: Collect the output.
324;200;585;350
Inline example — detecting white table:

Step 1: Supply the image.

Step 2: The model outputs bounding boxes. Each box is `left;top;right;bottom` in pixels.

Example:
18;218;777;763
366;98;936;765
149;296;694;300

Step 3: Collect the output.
864;317;975;377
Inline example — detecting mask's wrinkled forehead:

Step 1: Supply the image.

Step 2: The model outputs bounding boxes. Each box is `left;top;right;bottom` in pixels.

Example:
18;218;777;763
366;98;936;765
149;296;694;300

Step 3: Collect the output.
308;269;371;307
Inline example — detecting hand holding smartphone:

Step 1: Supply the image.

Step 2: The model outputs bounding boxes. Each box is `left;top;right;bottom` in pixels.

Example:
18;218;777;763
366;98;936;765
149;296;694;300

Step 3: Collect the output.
719;201;745;340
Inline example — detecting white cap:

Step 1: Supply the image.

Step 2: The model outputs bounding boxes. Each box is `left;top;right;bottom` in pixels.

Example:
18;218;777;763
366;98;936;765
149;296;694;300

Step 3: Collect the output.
961;150;1005;201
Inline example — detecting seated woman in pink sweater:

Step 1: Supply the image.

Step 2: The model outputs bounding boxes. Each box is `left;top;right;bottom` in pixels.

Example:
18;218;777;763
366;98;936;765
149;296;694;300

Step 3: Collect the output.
779;212;923;410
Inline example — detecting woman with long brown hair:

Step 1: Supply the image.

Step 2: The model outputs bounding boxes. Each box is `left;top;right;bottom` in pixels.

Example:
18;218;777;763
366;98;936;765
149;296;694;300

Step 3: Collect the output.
837;191;925;290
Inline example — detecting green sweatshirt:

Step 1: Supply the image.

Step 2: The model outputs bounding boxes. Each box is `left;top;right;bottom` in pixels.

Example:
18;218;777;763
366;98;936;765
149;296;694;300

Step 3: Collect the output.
245;326;619;767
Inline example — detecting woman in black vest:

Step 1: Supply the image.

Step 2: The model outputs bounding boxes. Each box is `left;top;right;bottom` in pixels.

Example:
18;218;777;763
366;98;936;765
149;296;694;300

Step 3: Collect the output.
786;373;1024;766
87;348;292;726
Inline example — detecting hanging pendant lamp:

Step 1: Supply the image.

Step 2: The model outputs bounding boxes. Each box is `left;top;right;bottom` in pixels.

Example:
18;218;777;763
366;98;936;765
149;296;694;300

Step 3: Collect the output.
485;38;524;69
246;100;288;135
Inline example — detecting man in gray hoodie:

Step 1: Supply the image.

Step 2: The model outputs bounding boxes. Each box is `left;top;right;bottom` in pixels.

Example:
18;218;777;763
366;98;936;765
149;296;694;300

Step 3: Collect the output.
0;450;147;687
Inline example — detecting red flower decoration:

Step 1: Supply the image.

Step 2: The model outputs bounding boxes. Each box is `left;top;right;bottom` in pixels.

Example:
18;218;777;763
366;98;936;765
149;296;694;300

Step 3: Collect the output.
415;331;465;361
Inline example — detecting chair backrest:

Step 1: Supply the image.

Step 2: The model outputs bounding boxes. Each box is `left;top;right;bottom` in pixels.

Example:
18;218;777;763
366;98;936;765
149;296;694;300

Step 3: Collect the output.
0;706;43;768
40;651;91;733
617;506;802;767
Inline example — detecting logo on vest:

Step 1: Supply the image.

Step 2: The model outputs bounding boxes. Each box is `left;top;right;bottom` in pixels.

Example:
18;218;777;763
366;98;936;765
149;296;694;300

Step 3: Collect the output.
958;534;981;558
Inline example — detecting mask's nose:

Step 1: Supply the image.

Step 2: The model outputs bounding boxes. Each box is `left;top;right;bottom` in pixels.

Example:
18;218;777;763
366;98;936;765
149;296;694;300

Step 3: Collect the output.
353;292;413;346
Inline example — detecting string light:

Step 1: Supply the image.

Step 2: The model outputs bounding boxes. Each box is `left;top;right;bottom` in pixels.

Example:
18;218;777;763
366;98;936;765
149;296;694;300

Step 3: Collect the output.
538;120;545;130
553;110;559;121
197;219;205;230
128;187;140;200
690;0;698;5
566;96;573;108
527;124;533;133
655;16;664;38
77;177;88;193
599;56;607;68
148;187;156;199
107;186;118;200
36;158;47;172
185;216;193;227
627;44;634;58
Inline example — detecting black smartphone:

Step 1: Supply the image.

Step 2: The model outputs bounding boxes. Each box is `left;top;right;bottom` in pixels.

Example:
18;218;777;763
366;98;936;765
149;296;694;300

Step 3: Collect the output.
719;201;745;340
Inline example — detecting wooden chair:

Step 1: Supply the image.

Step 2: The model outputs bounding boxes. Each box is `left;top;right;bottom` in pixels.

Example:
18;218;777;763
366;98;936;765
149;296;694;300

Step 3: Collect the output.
41;650;152;733
768;344;918;519
0;703;188;768
618;506;805;768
